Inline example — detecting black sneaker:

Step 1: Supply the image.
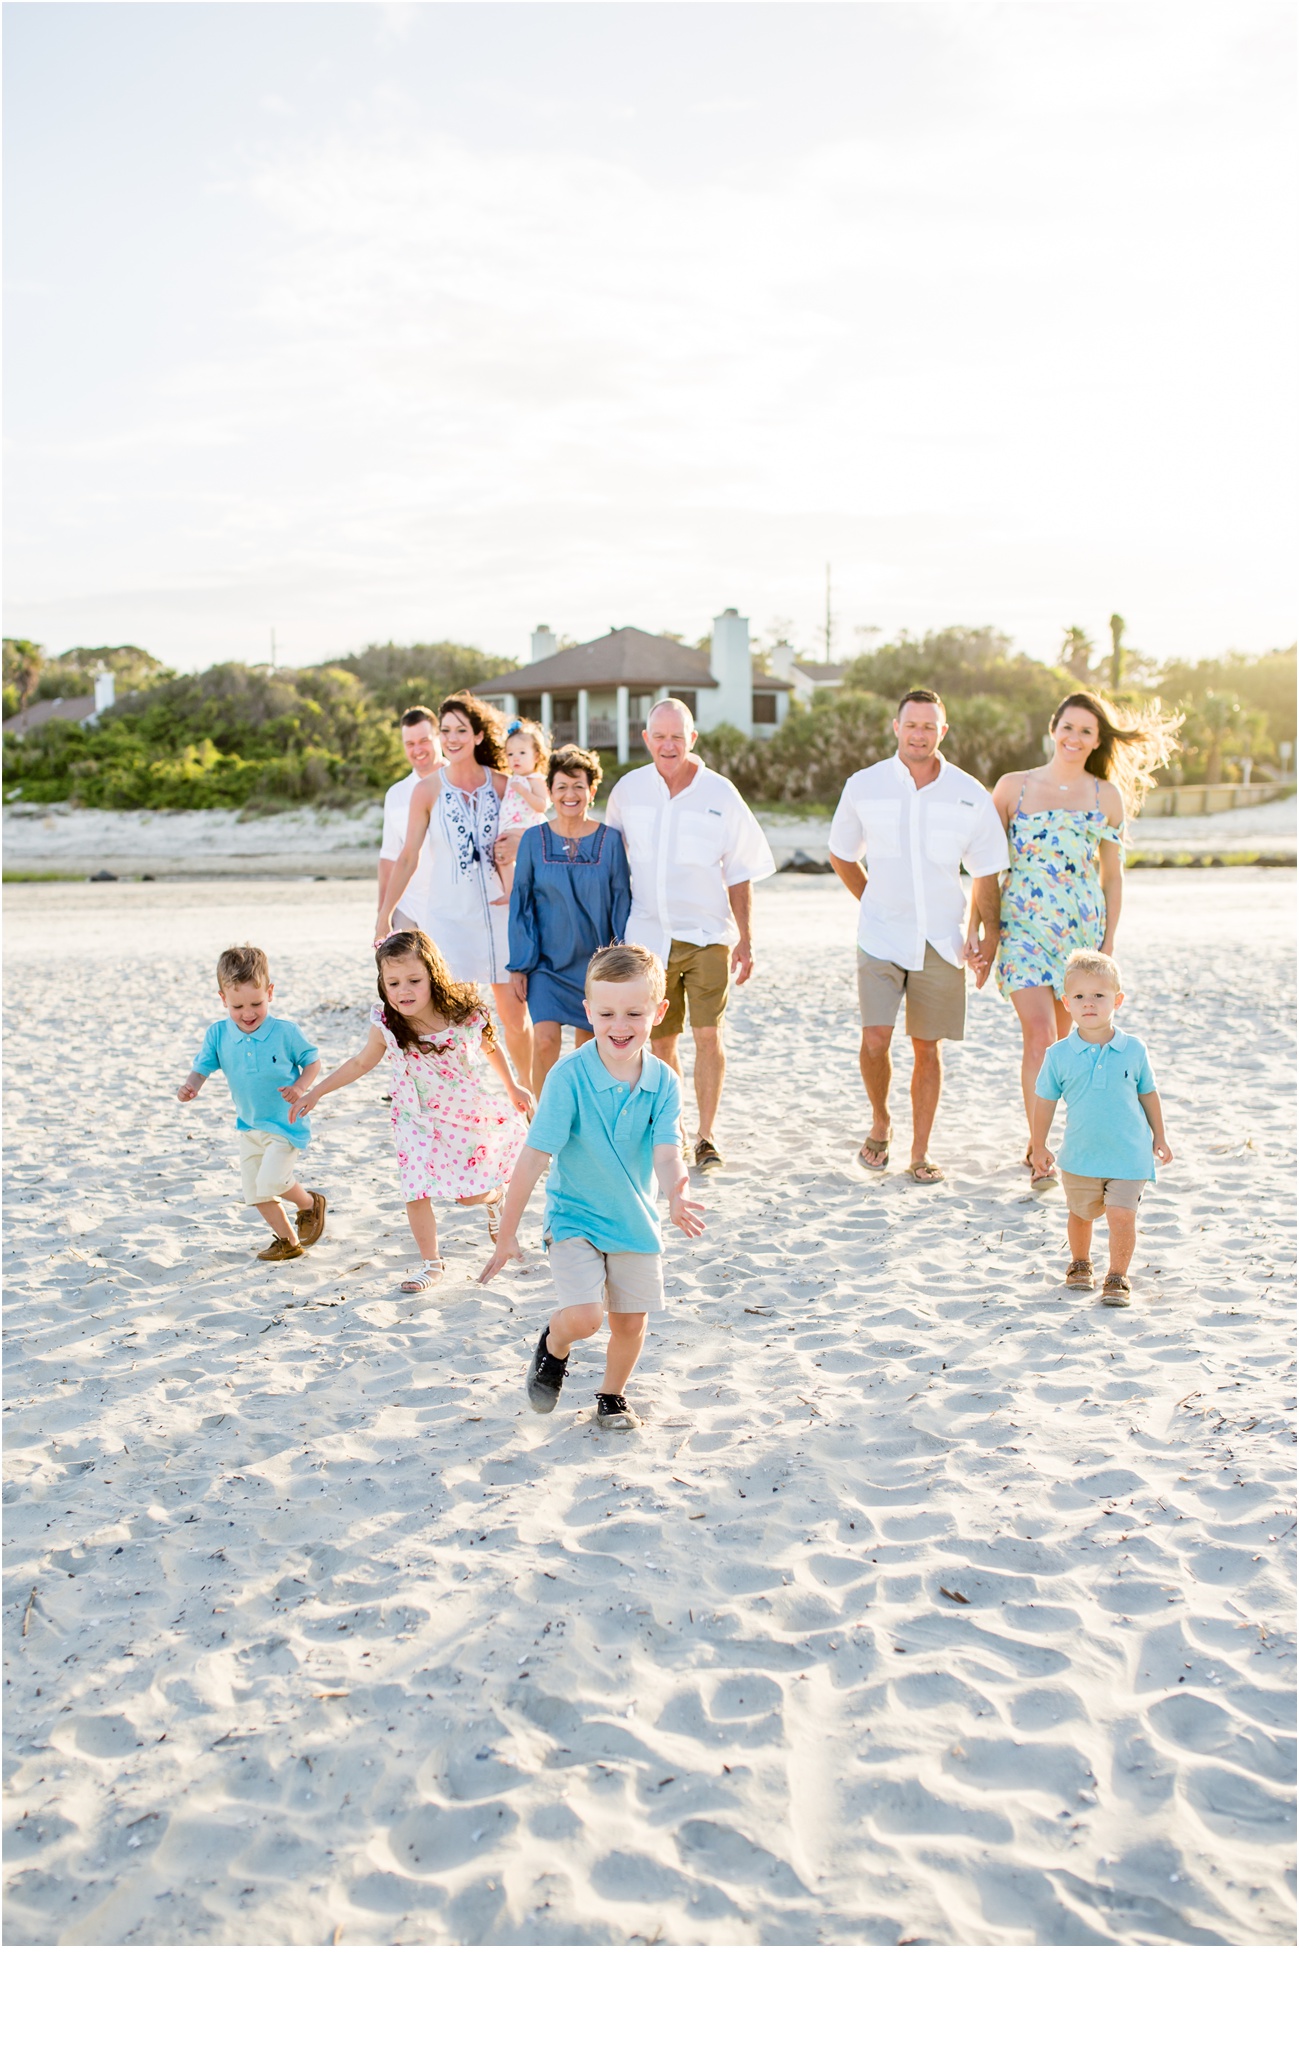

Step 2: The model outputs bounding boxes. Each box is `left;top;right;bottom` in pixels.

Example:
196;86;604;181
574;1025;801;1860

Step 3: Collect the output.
527;1325;568;1413
596;1392;639;1432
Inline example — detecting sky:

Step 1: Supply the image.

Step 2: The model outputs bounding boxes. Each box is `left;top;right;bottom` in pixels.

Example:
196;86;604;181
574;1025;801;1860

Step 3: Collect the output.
3;0;1295;675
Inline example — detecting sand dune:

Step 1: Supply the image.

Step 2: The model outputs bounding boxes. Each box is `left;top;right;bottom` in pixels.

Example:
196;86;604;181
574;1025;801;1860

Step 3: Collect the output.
3;870;1294;1945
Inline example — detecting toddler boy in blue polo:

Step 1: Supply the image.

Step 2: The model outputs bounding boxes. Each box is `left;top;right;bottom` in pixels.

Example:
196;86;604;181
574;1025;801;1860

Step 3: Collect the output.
1035;1027;1158;1181
193;1014;319;1146
526;1037;682;1254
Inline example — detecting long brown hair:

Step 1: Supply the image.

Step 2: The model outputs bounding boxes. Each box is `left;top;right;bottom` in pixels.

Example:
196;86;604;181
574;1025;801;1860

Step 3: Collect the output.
375;928;496;1054
439;692;506;769
1049;689;1181;817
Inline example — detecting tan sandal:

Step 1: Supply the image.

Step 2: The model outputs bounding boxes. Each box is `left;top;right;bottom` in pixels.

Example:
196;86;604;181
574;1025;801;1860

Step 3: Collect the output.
906;1159;945;1184
858;1135;890;1171
400;1259;446;1294
1065;1258;1095;1290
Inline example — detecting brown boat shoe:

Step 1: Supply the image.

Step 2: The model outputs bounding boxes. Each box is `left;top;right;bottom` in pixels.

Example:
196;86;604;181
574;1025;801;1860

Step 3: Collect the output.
257;1235;305;1262
295;1190;328;1247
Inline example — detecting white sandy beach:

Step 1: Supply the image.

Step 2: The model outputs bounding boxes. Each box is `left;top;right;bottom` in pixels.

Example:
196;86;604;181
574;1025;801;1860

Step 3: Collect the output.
3;869;1295;1946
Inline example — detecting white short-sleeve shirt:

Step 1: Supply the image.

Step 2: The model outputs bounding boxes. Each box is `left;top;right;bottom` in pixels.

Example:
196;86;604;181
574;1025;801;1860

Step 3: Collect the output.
827;754;1008;971
381;769;436;921
604;761;776;964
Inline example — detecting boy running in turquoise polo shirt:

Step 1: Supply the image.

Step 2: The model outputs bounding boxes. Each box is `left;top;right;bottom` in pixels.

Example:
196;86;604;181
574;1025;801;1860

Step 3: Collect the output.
177;944;327;1262
1031;949;1172;1307
479;944;705;1430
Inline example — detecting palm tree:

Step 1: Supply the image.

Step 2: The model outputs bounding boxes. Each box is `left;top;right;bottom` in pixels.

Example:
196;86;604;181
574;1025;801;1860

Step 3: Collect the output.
1109;614;1125;693
1059;626;1094;682
1196;692;1243;785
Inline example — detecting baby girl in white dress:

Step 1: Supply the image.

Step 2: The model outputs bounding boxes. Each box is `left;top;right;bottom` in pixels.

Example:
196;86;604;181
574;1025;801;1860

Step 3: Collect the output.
493;718;551;898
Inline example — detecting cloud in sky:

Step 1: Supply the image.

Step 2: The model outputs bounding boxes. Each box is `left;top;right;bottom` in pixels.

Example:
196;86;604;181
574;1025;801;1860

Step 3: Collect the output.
4;1;1294;671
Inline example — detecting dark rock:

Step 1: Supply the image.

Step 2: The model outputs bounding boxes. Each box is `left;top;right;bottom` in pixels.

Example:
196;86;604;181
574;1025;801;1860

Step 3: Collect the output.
779;850;834;875
88;869;119;882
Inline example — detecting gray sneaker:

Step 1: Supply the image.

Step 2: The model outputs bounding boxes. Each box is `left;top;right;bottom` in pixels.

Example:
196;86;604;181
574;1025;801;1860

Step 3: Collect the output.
527;1326;568;1413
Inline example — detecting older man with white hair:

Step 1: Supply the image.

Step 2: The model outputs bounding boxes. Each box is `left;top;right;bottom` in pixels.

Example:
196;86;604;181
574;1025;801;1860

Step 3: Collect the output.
605;696;775;1169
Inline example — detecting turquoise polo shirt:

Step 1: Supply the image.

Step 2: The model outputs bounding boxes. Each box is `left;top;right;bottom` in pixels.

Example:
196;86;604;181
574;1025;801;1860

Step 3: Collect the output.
1035;1026;1158;1181
194;1015;319;1150
526;1039;683;1254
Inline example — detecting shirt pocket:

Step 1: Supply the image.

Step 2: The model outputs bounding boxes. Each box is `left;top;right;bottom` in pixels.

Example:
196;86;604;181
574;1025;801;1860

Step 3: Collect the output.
617;805;658;867
861;799;902;859
676;813;726;869
925;801;965;866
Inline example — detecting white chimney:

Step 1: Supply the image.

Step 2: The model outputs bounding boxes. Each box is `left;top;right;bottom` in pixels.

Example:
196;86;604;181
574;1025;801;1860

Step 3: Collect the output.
768;641;795;682
93;667;116;715
531;624;558;664
701;608;752;734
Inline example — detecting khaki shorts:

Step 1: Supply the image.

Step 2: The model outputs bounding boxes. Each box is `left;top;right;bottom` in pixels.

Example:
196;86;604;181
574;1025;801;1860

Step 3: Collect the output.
653;939;731;1039
1060;1171;1146;1220
238;1129;303;1206
857;944;966;1041
548;1235;665;1315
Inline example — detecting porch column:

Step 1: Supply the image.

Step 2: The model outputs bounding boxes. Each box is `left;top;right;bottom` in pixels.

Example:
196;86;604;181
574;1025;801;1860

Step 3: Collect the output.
540;691;553;737
615;685;630;763
499;691;518;720
577;688;589;750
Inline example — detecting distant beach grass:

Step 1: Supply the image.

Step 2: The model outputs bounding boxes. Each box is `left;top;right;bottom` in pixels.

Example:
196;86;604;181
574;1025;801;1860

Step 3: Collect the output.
3;869;89;882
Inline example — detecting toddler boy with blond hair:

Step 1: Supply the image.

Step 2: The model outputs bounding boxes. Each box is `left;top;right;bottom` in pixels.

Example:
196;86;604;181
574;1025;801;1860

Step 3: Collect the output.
1031;948;1172;1306
479;943;704;1430
177;944;327;1261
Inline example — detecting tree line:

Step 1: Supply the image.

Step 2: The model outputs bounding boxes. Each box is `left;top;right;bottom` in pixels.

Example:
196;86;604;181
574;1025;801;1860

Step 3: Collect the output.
2;627;1293;812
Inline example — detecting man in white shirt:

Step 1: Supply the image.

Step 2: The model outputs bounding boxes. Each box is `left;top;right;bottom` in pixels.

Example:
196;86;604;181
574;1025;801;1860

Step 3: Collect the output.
378;706;443;931
828;689;1006;1184
605;697;775;1170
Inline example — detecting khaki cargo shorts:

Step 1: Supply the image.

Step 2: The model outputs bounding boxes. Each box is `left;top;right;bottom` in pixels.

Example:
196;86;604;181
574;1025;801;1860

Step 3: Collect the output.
238;1129;302;1206
653;939;731;1039
857;944;966;1041
548;1235;665;1315
1060;1171;1146;1220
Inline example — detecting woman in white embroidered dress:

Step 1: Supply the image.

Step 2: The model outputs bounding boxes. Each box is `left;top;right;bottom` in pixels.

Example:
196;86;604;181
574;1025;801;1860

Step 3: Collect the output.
376;692;534;1084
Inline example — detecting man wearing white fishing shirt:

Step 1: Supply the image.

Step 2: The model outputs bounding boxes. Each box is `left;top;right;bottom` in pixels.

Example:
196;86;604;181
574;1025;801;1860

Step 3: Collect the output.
828;688;1007;1184
605;697;775;1171
378;707;443;932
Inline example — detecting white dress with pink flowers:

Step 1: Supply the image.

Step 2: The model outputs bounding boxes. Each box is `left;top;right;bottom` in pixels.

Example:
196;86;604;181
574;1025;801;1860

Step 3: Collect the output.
373;1003;527;1204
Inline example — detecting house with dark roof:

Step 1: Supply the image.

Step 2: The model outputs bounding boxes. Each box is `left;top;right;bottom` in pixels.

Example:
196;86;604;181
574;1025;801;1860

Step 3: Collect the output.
768;644;848;704
480;609;792;762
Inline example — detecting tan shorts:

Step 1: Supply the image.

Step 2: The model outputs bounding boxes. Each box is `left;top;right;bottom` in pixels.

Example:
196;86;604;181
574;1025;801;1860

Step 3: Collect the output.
238;1129;303;1206
1060;1171;1146;1220
547;1235;665;1315
653;939;731;1039
857;944;966;1041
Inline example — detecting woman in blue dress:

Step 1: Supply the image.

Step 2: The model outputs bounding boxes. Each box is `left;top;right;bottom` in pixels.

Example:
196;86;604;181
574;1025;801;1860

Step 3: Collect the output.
507;744;633;1094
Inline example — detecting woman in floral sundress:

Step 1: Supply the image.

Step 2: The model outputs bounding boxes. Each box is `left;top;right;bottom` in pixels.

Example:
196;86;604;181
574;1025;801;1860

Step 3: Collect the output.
983;689;1180;1188
287;929;533;1292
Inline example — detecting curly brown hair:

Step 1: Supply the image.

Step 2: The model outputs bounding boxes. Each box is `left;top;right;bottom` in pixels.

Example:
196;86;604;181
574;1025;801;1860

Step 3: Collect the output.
375;928;496;1053
439;693;506;769
547;742;601;793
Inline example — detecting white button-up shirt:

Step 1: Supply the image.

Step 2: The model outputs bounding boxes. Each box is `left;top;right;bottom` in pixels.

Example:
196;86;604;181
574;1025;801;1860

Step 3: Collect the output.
605;761;776;964
380;769;435;921
828;754;1008;971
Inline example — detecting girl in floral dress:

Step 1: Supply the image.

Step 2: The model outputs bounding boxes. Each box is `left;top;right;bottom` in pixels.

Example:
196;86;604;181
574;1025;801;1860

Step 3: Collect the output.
985;688;1180;1188
288;930;533;1292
